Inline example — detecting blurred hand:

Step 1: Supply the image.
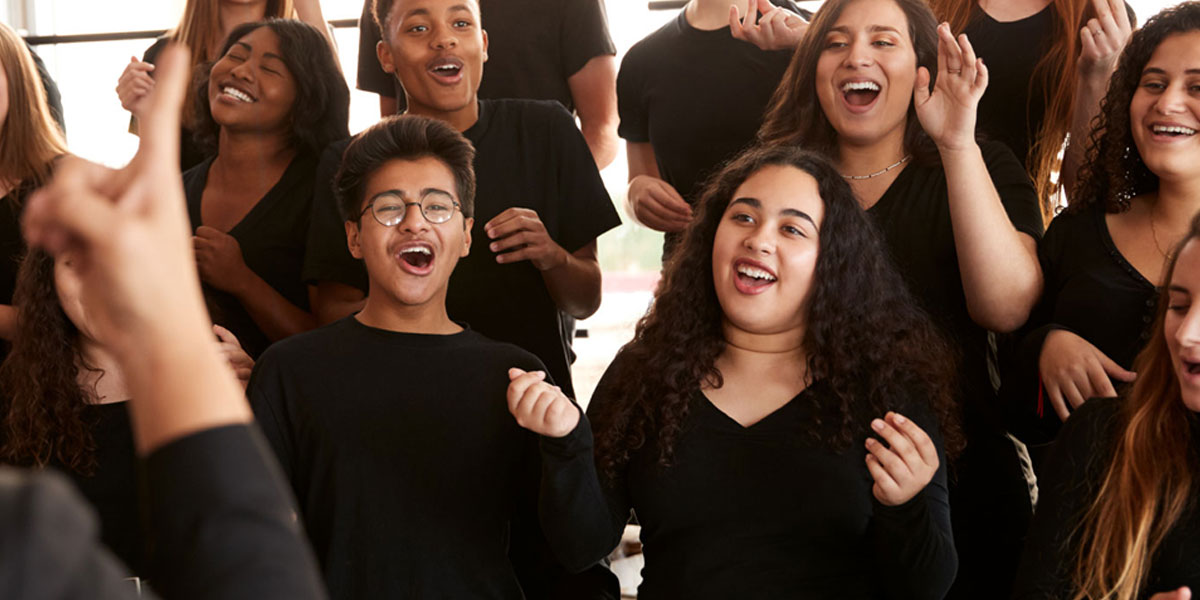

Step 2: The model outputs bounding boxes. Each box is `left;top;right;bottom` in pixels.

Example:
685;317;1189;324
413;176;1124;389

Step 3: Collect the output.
214;324;254;389
1150;587;1192;600
24;44;209;359
116;57;156;118
506;368;580;438
627;175;691;233
729;0;808;51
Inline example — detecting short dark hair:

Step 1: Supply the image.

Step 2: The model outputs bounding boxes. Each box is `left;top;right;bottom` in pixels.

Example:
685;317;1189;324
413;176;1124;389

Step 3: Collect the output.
194;18;350;156
371;0;479;35
334;114;477;223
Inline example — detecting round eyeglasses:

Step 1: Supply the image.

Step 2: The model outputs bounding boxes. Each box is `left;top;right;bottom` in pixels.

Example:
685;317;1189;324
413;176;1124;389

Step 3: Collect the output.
359;190;462;226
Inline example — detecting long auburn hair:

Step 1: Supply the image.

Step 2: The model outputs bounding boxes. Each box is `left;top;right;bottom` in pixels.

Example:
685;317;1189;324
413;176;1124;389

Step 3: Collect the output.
171;0;296;126
930;0;1097;219
1070;212;1200;600
0;250;100;474
591;146;963;476
758;0;942;166
0;22;66;189
1072;3;1200;215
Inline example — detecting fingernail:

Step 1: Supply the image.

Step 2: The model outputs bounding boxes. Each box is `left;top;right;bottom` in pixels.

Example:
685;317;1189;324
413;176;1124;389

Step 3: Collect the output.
893;413;907;425
871;419;885;431
865;438;876;447
537;371;547;379
490;243;498;251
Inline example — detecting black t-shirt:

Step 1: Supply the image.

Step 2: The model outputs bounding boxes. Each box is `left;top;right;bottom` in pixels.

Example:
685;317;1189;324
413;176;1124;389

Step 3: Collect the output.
588;358;956;599
184;153;318;358
357;0;616;111
141;38;210;173
0;189;27;308
52;402;145;577
1002;203;1158;445
867;141;1043;598
303;99;621;397
1013;398;1200;597
248;317;611;599
617;8;792;205
963;5;1053;169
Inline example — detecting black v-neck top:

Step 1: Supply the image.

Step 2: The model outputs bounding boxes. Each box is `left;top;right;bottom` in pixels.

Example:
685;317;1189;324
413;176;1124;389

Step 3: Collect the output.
184;153;318;357
588;366;957;599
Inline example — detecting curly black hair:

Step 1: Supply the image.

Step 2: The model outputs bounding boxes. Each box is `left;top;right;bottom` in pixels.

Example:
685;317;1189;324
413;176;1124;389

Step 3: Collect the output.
1071;3;1200;214
192;18;350;157
591;145;963;477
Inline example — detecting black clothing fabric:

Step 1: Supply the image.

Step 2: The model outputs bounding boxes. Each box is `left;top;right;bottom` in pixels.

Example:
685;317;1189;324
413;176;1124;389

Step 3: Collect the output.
1013;398;1200;598
866;141;1044;599
51;402;146;577
617;8;793;206
963;5;1053;169
184;153;318;359
0;424;325;600
303;99;621;397
0;188;28;308
588;362;957;599
1002;204;1158;446
248;317;611;599
27;43;65;134
357;0;615;111
141;38;209;172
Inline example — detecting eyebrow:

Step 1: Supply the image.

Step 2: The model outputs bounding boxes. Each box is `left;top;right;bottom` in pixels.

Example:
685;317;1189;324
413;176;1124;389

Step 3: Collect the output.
230;42;285;64
828;24;902;35
1168;285;1192;294
730;197;819;230
1142;67;1200;76
402;4;472;18
370;187;455;200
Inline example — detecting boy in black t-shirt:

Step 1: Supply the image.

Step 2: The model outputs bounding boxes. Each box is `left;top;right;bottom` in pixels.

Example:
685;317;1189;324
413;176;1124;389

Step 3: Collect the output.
305;0;621;400
249;116;611;599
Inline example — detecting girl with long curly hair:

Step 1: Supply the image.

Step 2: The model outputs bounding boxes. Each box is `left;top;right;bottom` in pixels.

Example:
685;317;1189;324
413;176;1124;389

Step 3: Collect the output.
115;0;332;171
1014;210;1200;600
756;0;1045;595
0;22;67;345
1005;3;1200;463
588;145;962;598
0;250;253;576
184;19;349;357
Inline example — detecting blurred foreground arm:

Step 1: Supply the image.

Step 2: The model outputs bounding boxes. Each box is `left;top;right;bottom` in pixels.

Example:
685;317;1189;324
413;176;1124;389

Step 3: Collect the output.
22;43;325;599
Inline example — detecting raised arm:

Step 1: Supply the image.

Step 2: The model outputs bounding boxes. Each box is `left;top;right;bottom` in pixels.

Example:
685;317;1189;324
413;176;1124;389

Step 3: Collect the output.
21;44;325;599
914;25;1042;332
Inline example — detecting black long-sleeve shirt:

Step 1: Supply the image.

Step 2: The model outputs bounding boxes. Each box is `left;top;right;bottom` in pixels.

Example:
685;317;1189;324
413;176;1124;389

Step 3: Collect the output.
1013;398;1200;598
248;316;612;599
0;424;325;599
588;366;957;599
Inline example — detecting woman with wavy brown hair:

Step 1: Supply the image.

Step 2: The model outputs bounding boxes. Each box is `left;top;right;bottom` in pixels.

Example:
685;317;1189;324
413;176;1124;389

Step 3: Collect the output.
115;0;331;171
1014;210;1200;600
0;250;253;577
1004;2;1200;464
588;144;961;598
0;22;67;345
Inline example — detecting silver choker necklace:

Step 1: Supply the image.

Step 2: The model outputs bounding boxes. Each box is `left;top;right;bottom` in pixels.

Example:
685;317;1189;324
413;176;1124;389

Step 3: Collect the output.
841;154;911;180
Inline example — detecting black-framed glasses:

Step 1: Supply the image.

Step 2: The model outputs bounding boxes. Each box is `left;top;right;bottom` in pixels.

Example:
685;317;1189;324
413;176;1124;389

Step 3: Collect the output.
359;190;461;226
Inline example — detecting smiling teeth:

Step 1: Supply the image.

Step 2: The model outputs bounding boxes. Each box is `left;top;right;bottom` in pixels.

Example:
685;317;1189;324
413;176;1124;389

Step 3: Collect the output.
736;265;776;281
400;246;431;255
842;81;880;92
222;86;254;103
433;65;459;72
1153;125;1196;135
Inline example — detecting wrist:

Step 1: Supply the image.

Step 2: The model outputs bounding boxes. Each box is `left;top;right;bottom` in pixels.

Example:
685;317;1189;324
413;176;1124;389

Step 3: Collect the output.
537;244;571;272
935;139;982;161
